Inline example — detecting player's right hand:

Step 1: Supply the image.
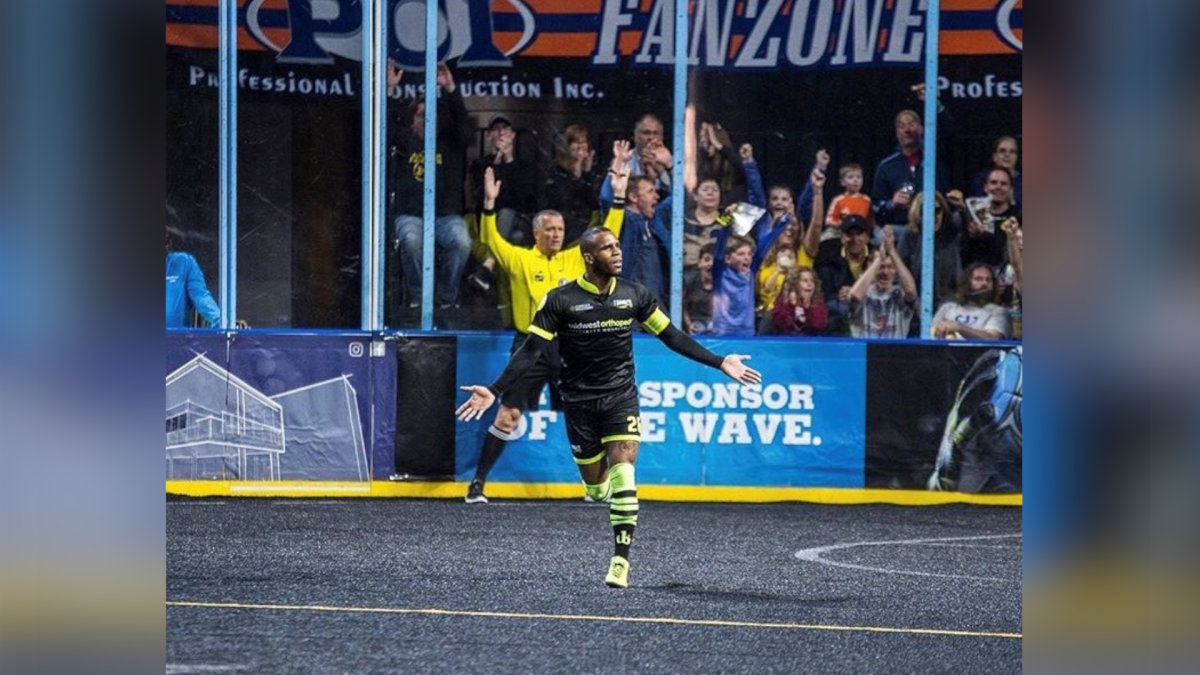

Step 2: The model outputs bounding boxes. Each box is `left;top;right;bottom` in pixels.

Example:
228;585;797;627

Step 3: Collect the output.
720;355;762;386
456;385;496;422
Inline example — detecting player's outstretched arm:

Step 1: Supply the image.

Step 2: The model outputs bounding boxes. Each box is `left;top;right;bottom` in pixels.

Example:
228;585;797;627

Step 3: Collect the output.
457;332;553;423
653;323;762;385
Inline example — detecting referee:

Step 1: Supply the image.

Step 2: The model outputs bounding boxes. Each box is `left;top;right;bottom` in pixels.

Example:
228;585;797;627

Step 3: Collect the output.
457;224;762;588
463;142;634;503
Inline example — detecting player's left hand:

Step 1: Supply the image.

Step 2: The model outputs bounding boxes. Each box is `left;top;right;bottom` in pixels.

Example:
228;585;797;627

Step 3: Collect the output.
456;385;496;422
720;355;762;386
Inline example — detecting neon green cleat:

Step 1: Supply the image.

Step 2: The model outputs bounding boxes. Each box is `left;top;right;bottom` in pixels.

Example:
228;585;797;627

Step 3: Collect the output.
604;556;630;588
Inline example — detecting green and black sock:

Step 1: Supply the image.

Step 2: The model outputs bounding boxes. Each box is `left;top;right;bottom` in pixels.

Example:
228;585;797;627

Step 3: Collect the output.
608;462;638;559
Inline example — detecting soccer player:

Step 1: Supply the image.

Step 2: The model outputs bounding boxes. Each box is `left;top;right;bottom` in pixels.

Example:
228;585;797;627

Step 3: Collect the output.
463;142;633;503
456;226;762;588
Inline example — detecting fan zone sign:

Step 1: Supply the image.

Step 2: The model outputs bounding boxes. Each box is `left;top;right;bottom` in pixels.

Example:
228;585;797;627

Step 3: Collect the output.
166;0;1022;69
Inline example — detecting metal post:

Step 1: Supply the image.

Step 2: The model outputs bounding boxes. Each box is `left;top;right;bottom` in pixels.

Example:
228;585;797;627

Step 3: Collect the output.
218;0;238;330
669;0;688;325
920;0;941;338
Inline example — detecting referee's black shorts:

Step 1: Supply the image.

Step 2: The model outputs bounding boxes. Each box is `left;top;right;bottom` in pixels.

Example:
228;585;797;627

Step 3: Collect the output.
499;332;562;412
563;386;641;466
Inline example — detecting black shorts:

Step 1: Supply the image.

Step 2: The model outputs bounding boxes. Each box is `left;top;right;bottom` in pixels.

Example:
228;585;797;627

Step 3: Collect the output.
499;333;562;412
563;386;642;466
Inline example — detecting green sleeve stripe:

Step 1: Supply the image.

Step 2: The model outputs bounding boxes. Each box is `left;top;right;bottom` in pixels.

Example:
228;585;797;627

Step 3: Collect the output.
642;309;670;335
529;325;555;341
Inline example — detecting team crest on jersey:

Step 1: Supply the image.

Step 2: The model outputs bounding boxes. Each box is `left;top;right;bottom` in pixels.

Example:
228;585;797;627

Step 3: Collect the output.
613;298;633;309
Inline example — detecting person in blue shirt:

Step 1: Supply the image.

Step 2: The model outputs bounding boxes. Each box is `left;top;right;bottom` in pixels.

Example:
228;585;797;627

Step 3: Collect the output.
166;229;241;328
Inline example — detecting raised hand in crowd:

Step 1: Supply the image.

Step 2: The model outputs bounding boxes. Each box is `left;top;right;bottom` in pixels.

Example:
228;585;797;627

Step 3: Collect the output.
946;188;966;211
610;139;634;198
387;59;403;90
611;139;634;170
882;220;896;255
647;139;673;171
811;167;826;192
572;141;595;177
492;127;515;164
1001;216;1022;293
815;148;831;174
435;62;456;92
483;166;502;210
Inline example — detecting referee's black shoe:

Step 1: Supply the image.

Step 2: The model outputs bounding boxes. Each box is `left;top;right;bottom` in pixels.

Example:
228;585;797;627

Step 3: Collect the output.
465;479;488;504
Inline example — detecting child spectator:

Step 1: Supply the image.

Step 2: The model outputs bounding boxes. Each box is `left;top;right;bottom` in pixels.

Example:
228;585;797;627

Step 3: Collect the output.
683;243;716;335
847;227;918;339
825;163;873;240
683;178;724;270
755;226;800;333
710;233;759;337
771;267;828;336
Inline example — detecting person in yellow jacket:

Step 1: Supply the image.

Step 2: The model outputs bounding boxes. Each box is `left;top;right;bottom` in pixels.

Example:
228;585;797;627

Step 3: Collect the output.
464;141;633;503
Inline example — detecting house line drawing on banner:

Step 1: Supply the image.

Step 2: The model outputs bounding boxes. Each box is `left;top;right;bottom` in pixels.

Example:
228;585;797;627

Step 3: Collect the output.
166;352;369;481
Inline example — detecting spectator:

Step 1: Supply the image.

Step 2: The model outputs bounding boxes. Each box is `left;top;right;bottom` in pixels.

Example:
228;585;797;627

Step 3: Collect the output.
626;114;672;194
961;167;1019;269
847;227;918;339
931;262;1011;340
710;233;759;337
600;164;674;308
695;120;746;203
771;267;828;336
825;162;873;239
755;224;800;332
470;115;539;245
388;61;472;308
683;178;724;270
682;242;715;336
1000;216;1023;340
466;115;539;295
708;144;807;337
755;165;828;332
541;123;603;245
872;109;949;248
166;228;221;328
166;228;248;329
898;191;961;309
815;214;873;336
970;136;1022;208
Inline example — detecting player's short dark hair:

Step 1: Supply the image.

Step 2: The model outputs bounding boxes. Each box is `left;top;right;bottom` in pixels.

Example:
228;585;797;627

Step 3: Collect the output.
579;226;614;257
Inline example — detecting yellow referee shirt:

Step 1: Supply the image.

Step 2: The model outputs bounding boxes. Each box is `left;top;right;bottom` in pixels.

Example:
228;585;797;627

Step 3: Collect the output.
481;206;625;333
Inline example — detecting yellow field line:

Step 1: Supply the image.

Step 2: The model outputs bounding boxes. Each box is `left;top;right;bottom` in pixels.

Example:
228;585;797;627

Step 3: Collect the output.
166;481;1021;506
166;600;1022;640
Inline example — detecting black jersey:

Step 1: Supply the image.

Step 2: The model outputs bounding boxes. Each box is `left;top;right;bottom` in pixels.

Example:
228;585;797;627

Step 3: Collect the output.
527;276;671;402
